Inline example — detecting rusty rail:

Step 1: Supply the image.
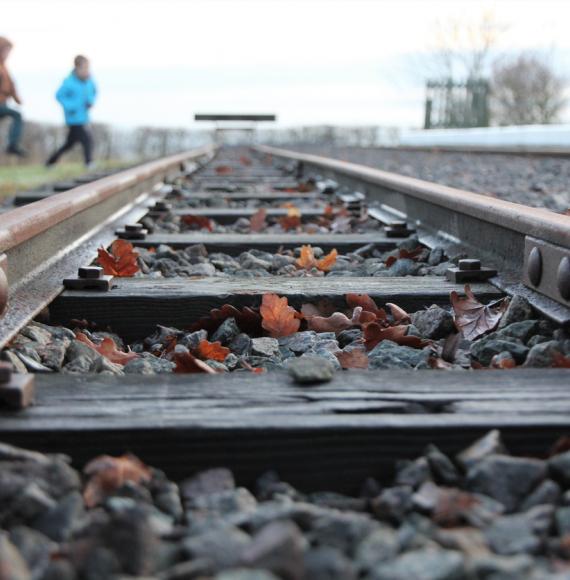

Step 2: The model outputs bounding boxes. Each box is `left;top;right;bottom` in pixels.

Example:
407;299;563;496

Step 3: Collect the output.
0;146;215;346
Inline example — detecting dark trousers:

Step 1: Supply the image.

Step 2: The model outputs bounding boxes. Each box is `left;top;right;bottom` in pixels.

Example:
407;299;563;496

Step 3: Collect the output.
0;103;23;148
47;125;93;165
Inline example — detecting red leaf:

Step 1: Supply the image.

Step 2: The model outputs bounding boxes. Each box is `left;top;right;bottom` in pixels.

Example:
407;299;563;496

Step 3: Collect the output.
450;285;508;341
249;208;267;232
196;339;230;362
316;249;338;272
363;323;429;351
307;312;354;333
552;352;570;368
260;293;301;338
97;240;140;277
83;454;152;508
279;215;301;231
336;347;369;369
346;294;386;319
75;332;138;365
174;351;218;374
182;214;214;232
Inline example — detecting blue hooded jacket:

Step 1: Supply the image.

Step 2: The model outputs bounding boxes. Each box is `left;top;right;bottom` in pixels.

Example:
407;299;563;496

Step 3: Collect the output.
56;72;97;126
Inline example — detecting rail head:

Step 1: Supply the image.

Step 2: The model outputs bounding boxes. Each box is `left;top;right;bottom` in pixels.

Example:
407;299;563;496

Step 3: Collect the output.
0;146;215;254
255;145;570;249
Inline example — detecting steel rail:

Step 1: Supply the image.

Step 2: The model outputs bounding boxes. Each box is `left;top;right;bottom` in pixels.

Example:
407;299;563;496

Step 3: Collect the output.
0;146;215;343
255;145;570;320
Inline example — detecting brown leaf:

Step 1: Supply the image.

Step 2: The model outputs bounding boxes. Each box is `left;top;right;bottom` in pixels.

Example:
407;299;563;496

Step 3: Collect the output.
190;304;263;336
215;165;233;175
249;208;267;232
260;293;301;338
307;312;354;333
316;249;338;272
385;247;424;268
239;155;252;166
387;303;411;324
553;352;570;368
300;299;337;319
83;454;152;508
336;346;369;369
182;215;214;232
97;240;140;277
490;353;517;369
279;215;301;231
346;294;387;319
363;323;429;351
75;332;138;365
296;245;316;269
196;339;230;362
450;285;508;341
174;351;218;374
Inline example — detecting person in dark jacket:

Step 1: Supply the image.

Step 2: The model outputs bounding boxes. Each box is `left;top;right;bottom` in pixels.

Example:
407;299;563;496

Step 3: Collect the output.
46;55;97;167
0;36;26;157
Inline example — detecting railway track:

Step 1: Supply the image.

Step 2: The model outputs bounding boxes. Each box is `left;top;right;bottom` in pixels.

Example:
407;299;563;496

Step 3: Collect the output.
0;144;569;578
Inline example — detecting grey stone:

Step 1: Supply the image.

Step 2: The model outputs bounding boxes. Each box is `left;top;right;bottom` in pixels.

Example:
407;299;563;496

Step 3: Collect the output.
411;305;455;339
211;318;241;345
396;457;432;489
355;526;399;570
30;321;75;342
527;334;551;348
1;350;28;373
308;349;342;371
183;525;251;571
549;450;570;486
304;546;357;580
469;554;535;579
184;243;208;260
496;320;539;343
287;356;335;384
188;488;258;519
186;262;217;277
467;455;546;512
124;354;175;374
428;247;445;266
206;360;229;372
10;483;56;522
41;560;75;580
251;337;280;358
279;331;317;354
93;356;125;376
179;329;208;351
240;252;272;271
9;526;55;580
485;513;542;555
32;491;84;542
371;486;414;523
230;334;253;356
272;254;296;270
20;324;53;346
337;328;363;347
425;445;460;486
556;506;570;536
456;430;508;469
520;479;561;511
65;339;101;365
215;570;279;580
387;258;422;277
154;480;183;521
15;351;53;373
182;468;235;501
368;340;429;369
524;340;564;367
470;337;528;366
36;340;69;370
240;520;305;580
498;295;534;329
369;548;465;580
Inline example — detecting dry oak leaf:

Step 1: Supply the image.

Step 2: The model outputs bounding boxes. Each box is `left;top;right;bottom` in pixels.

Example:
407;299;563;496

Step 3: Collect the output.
75;332;138;365
174;351;218;374
182;214;214;232
317;249;338;272
307;312;354;334
363;323;429;351
196;339;230;362
336;347;369;369
260;293;301;338
83;454;152;508
450;285;508;341
295;245;338;272
249;208;267;232
97;239;140;277
346;294;387;319
215;165;233;175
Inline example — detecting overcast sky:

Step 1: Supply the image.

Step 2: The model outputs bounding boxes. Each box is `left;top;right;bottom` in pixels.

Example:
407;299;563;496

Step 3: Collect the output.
2;0;569;129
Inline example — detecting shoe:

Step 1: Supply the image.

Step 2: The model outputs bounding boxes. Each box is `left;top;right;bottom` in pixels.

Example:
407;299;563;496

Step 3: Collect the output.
6;145;27;158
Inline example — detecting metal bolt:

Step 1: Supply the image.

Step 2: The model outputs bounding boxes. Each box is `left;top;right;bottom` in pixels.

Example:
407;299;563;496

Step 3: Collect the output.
388;221;408;230
528;246;542;287
0;361;12;384
459;259;481;271
558;256;570;301
125;224;144;232
78;266;103;279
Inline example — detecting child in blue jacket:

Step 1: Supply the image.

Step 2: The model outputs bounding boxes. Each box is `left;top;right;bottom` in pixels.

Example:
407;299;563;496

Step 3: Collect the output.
46;55;97;167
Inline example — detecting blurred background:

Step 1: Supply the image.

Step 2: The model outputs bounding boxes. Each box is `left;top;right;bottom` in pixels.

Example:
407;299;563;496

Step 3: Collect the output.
0;0;568;167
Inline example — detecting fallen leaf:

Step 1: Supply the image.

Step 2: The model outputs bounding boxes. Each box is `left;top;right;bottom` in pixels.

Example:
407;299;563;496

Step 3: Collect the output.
239;155;252;166
432;488;480;527
387;303;411;324
182;215;214;232
441;332;462;363
296;245;316;269
196;339;230;362
385;247;424;268
287;206;301;218
249;208;267;232
190;304;263;336
240;360;266;374
97;240;140;277
215;165;233;175
279;215;301;231
336;347;369;369
450;285;508;341
75;332;138;365
260;293;301;338
346;294;386;319
307;312;354;333
83;454;152;508
324;205;335;219
363;323;429;351
174;351;218;374
552;352;570;368
316;249;338;272
300;299;337;319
